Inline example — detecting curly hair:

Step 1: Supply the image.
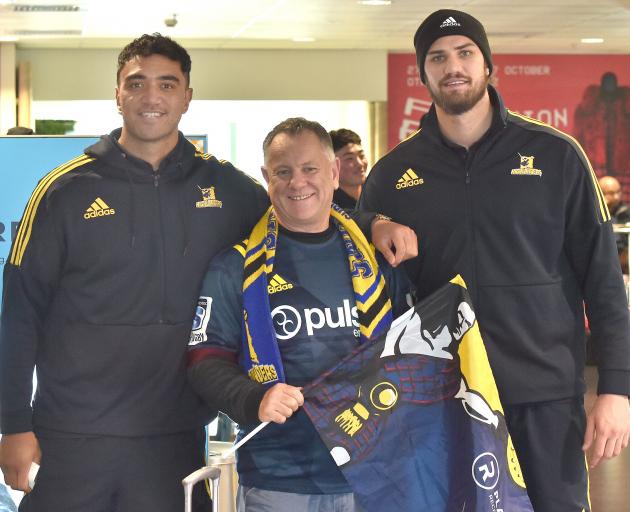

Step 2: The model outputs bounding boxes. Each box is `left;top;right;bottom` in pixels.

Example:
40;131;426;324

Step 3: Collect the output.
117;33;191;85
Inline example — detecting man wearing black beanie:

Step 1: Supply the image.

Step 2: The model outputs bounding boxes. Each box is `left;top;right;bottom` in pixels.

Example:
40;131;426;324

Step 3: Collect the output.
359;9;630;512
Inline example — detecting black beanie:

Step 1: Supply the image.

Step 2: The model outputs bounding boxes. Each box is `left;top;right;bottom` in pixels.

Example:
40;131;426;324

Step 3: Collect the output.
413;9;493;84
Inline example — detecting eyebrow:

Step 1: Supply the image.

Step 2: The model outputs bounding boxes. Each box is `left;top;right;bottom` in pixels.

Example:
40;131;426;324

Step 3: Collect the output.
271;160;318;171
427;42;476;55
124;73;181;83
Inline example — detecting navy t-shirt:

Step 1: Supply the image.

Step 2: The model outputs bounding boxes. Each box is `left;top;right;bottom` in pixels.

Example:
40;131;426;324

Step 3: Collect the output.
196;226;411;494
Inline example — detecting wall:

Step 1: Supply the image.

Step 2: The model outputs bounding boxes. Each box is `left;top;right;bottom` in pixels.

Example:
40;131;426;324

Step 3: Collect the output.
16;48;388;101
0;43;17;133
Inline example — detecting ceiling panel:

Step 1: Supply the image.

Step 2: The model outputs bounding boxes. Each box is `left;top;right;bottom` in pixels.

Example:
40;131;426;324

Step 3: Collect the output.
0;0;628;53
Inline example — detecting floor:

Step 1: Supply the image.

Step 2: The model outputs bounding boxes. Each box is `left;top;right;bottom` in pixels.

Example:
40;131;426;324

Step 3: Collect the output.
584;365;630;511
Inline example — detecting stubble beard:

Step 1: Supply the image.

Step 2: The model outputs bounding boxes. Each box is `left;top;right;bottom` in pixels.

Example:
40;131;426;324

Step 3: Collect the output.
427;74;490;116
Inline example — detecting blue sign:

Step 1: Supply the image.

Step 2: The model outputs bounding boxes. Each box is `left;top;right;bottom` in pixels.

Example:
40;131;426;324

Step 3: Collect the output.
0;136;99;298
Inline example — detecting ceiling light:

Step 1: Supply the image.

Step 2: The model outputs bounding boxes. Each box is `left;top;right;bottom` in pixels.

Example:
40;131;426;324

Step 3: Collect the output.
358;0;392;5
164;14;178;28
292;36;315;42
581;38;604;44
13;4;80;12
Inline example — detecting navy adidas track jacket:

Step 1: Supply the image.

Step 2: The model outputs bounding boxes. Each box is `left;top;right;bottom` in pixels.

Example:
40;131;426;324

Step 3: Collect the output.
359;86;630;405
0;130;270;436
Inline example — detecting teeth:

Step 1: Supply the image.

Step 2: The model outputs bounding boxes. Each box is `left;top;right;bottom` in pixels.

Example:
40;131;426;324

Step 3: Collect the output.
142;112;163;117
290;194;313;201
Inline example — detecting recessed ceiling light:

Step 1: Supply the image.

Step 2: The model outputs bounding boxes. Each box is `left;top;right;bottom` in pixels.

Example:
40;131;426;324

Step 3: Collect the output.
581;38;604;44
292;36;315;42
358;0;392;5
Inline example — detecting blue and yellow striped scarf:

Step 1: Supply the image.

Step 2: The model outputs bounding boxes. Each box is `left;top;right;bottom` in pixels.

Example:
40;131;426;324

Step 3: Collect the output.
239;204;393;387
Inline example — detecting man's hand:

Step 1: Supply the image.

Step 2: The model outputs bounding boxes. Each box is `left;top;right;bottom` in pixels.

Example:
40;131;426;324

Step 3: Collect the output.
371;218;418;267
0;431;41;491
258;383;304;424
583;393;630;468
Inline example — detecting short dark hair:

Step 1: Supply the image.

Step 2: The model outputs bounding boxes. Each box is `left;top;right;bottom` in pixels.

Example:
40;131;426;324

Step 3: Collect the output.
117;33;192;85
329;128;362;153
263;117;334;159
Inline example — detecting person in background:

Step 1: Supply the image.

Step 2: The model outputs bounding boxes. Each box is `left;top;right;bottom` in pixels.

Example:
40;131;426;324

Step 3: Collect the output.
329;129;368;209
359;9;630;512
599;175;630;224
599;175;630;272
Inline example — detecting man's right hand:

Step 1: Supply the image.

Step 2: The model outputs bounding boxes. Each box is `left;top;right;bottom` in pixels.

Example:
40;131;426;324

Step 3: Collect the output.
0;431;41;491
258;383;304;424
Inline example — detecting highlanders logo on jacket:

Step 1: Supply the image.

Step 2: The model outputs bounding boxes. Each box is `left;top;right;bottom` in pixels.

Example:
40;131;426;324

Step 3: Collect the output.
189;296;212;345
510;154;543;177
84;197;115;219
196;186;223;208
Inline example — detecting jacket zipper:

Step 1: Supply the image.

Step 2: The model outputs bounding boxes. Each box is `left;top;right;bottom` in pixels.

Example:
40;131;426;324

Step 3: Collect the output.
154;171;167;323
464;151;478;306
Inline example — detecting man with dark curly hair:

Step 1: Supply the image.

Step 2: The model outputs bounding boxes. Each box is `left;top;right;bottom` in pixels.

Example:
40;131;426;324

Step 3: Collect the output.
0;33;270;512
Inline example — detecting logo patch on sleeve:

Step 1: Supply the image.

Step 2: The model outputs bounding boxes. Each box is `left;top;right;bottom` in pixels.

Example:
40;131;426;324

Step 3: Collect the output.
189;296;213;345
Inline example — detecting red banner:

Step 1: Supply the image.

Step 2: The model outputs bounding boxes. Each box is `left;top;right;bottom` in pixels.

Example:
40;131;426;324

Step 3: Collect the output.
388;54;630;202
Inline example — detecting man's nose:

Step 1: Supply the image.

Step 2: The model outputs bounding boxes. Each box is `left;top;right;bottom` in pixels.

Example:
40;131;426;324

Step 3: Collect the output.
443;56;464;76
142;83;163;104
289;170;308;187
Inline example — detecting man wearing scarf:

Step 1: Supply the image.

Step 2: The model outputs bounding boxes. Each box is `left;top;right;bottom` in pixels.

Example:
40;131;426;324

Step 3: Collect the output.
187;118;411;512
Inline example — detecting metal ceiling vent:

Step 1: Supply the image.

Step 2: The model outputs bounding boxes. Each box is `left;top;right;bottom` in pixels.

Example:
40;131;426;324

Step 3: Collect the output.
13;4;80;11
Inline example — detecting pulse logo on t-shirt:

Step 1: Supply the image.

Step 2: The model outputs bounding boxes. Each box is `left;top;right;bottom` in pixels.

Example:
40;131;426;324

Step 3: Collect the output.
271;299;359;340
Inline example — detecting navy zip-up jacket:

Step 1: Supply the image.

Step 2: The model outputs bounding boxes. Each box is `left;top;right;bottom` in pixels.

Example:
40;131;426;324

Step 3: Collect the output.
360;86;630;404
0;130;270;436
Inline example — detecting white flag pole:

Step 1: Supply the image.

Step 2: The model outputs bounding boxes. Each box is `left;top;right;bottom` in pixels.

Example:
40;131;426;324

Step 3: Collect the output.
221;421;269;459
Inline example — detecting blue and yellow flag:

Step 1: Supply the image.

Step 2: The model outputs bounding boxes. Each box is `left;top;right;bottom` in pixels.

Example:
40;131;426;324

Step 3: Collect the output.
303;276;533;511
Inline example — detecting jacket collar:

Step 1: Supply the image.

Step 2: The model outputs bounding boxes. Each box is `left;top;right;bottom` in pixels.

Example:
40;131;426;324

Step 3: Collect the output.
85;128;196;182
420;85;507;149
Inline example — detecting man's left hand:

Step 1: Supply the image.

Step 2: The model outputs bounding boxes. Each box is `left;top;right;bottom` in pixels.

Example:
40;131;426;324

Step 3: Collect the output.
371;218;418;267
583;393;630;468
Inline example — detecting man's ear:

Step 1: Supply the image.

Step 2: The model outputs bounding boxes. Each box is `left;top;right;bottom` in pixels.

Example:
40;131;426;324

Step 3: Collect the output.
332;157;340;189
183;88;193;113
